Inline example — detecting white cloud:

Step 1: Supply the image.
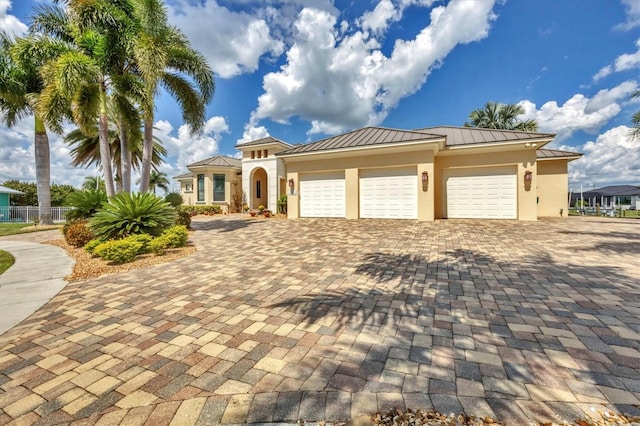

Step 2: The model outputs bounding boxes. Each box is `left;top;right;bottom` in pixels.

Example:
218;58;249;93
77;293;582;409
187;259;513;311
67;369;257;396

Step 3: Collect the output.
250;0;498;136
519;80;638;141
0;0;27;39
615;0;640;31
593;38;640;82
166;0;284;78
236;123;270;145
154;116;230;176
563;126;640;187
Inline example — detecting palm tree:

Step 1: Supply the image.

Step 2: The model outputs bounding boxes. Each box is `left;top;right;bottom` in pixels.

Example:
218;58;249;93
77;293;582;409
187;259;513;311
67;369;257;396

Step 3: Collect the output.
132;0;214;193
464;101;538;131
0;33;64;225
82;175;105;191
148;170;169;195
34;0;138;197
631;90;640;141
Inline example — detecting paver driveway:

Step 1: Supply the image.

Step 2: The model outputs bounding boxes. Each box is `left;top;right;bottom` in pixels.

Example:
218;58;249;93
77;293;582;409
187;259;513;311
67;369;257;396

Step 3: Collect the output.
0;216;639;425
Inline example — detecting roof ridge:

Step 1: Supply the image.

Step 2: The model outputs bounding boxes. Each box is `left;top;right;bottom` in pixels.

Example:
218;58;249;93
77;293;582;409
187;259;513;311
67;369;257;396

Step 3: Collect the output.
420;125;555;137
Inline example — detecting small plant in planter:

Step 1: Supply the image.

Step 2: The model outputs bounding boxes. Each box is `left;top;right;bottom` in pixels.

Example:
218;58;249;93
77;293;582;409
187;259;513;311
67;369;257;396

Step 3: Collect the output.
263;210;271;218
258;205;265;213
249;210;257;217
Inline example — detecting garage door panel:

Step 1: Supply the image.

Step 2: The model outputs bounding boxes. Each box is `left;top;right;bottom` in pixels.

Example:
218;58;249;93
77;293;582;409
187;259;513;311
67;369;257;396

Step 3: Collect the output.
300;172;345;218
360;168;417;219
446;168;517;219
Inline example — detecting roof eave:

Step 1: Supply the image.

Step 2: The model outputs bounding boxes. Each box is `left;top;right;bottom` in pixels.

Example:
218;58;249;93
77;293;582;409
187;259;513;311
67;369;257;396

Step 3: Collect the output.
277;137;445;158
445;136;554;150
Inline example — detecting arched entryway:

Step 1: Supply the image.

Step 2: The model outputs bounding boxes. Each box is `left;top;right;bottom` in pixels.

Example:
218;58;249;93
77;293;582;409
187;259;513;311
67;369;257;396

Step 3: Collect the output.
251;167;268;209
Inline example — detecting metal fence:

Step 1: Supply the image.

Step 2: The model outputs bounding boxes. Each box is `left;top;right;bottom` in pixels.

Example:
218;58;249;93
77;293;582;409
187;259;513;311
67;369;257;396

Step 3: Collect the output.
0;206;75;223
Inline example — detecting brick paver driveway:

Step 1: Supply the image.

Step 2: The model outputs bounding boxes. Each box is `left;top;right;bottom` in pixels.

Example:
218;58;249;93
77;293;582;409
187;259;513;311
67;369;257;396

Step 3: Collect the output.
0;216;638;425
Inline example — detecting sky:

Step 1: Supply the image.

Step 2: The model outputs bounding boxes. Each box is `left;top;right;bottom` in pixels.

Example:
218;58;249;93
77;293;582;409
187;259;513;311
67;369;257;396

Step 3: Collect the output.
1;0;639;192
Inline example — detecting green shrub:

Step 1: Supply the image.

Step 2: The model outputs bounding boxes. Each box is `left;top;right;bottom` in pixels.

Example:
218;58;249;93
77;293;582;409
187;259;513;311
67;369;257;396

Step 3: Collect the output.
177;205;222;216
148;237;169;255
124;234;153;254
175;210;192;229
89;192;176;240
64;189;107;220
94;239;142;264
84;238;104;255
278;194;288;214
159;225;189;248
164;192;183;208
63;220;95;247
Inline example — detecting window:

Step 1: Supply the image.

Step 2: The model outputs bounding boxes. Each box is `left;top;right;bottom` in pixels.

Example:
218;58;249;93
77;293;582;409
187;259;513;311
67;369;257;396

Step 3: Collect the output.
185;183;193;192
263;149;268;158
250;151;255;159
257;150;262;159
256;180;261;198
197;174;205;201
213;174;225;202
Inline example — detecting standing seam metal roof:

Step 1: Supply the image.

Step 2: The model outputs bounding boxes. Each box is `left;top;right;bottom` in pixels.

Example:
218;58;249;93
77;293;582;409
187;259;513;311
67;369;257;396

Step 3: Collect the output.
415;126;555;146
187;155;241;168
536;149;582;159
234;136;292;149
278;127;443;155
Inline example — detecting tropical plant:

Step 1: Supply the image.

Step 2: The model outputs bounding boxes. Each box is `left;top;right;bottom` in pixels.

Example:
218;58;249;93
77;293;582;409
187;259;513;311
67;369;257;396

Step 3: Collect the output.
631;90;640;141
0;33;61;224
89;192;176;240
82;176;105;191
148;170;170;195
64;189;107;220
278;194;288;214
464;101;538;131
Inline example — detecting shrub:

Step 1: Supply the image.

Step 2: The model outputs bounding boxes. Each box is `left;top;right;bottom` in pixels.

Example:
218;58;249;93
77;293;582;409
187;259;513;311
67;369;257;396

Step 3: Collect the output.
148;237;169;255
175;210;192;229
164;192;183;208
84;238;104;255
94;239;142;264
63;220;95;247
159;225;189;248
64;189;107;220
89;192;176;240
124;234;153;254
278;194;288;214
177;205;222;216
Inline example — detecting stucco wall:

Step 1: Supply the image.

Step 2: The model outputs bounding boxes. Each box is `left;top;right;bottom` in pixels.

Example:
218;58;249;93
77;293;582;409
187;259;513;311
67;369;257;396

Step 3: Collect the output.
185;169;239;212
537;159;569;217
434;149;538;220
242;157;286;211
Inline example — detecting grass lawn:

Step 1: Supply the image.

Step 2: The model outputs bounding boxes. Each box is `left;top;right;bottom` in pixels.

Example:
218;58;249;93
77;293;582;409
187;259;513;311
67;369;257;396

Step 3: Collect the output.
0;250;15;274
0;223;61;237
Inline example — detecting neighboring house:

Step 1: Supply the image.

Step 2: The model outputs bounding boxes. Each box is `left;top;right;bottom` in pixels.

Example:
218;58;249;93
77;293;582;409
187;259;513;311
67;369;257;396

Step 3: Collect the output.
0;185;24;221
571;185;640;210
175;125;582;221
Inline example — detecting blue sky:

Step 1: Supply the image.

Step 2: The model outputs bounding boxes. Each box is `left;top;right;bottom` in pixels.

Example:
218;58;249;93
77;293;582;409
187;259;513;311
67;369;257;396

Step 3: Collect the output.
1;0;639;191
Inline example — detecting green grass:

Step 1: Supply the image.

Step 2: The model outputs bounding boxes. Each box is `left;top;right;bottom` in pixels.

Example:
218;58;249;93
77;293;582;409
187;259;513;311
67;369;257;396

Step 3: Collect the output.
0;250;15;275
0;223;61;237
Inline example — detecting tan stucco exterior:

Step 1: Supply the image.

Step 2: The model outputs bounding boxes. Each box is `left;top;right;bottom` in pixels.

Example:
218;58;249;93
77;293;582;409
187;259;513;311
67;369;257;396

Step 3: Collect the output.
537;159;570;217
178;168;241;213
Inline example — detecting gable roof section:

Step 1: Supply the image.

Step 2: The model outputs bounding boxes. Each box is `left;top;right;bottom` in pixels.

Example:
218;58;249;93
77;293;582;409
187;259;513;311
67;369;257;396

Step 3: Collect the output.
187;155;241;168
278;126;443;156
536;149;582;160
416;126;555;147
0;185;24;195
235;136;292;149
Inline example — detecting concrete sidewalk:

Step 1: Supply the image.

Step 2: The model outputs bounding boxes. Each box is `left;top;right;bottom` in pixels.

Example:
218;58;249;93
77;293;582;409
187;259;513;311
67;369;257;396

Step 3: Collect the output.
0;240;74;335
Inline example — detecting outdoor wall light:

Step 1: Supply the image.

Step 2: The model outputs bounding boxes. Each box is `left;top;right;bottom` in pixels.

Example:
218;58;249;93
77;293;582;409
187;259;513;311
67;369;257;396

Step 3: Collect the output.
288;178;294;188
524;170;533;182
421;171;429;192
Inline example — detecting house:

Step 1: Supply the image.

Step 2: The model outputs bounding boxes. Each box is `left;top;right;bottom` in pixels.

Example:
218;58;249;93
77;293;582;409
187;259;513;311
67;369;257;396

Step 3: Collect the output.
571;185;640;210
174;125;582;220
0;185;24;222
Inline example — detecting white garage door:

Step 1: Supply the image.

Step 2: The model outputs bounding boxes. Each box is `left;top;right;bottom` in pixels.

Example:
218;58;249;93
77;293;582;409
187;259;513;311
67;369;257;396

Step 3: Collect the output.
360;168;418;219
446;168;517;219
300;172;345;218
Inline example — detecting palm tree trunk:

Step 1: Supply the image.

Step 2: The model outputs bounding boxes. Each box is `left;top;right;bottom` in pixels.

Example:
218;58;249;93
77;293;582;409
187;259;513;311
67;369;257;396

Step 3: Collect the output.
119;114;131;193
34;115;53;225
139;116;153;193
99;88;116;197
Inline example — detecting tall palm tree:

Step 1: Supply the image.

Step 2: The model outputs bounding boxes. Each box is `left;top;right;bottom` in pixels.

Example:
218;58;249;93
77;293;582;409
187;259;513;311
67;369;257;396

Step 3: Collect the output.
464;101;538;132
0;33;66;225
148;170;169;195
132;0;214;193
631;90;640;141
82;175;105;191
34;0;138;197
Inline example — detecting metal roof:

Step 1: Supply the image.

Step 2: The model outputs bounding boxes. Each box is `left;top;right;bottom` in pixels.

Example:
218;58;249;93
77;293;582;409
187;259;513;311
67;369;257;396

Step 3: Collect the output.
536;149;582;159
582;185;640;197
0;185;24;195
234;136;292;149
415;126;555;147
278;127;443;156
187;155;241;168
173;172;193;180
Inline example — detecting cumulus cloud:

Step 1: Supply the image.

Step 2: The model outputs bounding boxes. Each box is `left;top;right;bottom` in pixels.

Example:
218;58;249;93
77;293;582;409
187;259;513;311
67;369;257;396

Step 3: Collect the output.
250;0;498;136
593;38;640;82
615;0;640;31
519;80;638;141
154;116;230;177
0;0;27;38
236;123;270;145
562;126;640;187
166;0;284;78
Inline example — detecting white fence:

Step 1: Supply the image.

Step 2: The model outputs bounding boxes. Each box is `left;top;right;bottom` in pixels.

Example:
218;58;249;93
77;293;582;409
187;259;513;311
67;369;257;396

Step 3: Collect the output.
0;206;75;223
